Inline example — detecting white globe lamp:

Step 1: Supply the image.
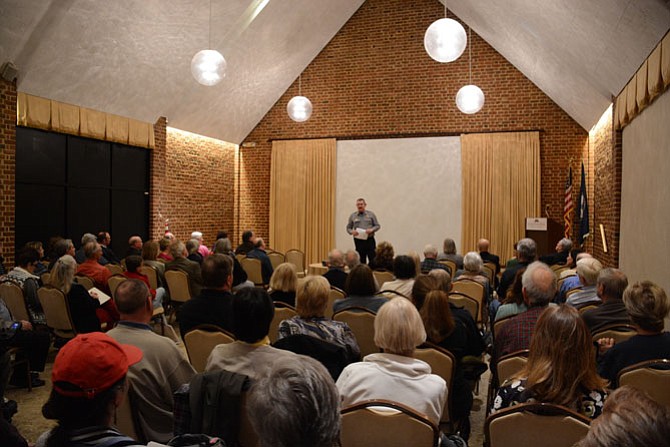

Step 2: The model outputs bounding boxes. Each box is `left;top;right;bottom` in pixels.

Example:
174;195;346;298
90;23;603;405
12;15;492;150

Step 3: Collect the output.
191;49;227;86
456;85;485;114
424;18;467;63
287;95;313;122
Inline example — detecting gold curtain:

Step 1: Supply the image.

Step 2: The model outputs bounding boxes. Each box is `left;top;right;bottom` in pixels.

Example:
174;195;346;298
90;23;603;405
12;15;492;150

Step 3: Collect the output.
461;132;541;263
270;139;336;265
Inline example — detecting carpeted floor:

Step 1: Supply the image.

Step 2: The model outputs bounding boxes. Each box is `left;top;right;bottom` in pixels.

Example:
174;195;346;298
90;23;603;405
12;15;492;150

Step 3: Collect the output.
7;331;492;446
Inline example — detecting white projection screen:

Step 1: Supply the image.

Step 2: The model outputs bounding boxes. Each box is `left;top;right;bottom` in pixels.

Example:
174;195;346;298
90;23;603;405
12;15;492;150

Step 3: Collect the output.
335;137;462;258
620;90;670;313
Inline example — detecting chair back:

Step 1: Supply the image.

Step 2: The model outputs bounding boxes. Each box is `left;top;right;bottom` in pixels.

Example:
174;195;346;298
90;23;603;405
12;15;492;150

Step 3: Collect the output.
138;265;158;290
106;264;124;275
496;350;529;386
577;303;599;314
414;344;455;424
452;280;485;324
379;289;409;300
74;275;95;290
285;249;306;276
481;264;495;287
107;275;127;299
115;385;145;443
485;402;590;447
340;399;439;447
269;305;298;344
0;282;30;321
448;293;479;323
183;324;236;373
165;270;192;303
37;287;76;339
617;358;670;406
591;324;637;345
273;334;353;380
240;257;264;286
41;272;51;285
267;251;285;271
438;260;456;278
373;270;395;287
333;307;378;357
235;253;246;262
327;287;346;319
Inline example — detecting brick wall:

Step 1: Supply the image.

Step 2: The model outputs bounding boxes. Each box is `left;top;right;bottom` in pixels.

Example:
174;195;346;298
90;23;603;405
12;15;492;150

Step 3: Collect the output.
240;0;589;250
150;126;236;248
0;79;17;269
591;106;621;267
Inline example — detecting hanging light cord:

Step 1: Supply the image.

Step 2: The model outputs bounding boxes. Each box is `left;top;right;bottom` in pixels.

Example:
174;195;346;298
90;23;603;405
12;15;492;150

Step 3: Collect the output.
208;0;212;49
298;74;302;96
468;27;472;84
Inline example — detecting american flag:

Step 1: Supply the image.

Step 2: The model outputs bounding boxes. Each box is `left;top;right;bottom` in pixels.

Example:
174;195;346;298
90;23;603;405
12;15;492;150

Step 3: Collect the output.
564;167;573;238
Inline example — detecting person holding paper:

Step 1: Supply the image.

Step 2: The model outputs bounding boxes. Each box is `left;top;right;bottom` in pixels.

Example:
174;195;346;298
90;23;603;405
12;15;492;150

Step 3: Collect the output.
346;198;380;265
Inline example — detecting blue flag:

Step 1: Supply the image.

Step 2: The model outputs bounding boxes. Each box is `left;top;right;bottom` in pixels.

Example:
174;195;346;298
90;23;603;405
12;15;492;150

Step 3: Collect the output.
578;162;589;244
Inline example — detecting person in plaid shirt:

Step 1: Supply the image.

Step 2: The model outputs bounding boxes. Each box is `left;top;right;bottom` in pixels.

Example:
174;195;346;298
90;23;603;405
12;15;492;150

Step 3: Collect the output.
493;261;557;362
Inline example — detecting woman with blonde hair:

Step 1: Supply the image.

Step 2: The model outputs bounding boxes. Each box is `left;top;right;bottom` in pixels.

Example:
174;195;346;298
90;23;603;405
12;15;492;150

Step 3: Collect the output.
373;241;394;272
336;296;447;425
278;276;359;359
49;255;118;333
491;305;608;418
269;262;298;307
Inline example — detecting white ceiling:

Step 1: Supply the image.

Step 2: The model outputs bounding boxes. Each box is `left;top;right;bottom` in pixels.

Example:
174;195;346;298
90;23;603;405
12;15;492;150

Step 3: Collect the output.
0;0;668;143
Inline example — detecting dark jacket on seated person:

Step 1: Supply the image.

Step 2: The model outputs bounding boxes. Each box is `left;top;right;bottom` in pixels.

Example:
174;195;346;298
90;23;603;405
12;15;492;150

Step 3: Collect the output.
581;300;630;334
323;267;348;291
246;248;273;284
166;257;203;296
177;288;235;338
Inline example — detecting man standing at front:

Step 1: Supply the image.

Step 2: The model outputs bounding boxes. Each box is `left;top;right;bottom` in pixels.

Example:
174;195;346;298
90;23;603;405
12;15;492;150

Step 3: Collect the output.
346;198;380;265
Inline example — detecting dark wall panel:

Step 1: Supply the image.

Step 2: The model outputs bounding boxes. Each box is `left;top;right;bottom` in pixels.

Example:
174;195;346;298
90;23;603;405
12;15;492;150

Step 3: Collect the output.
112;144;149;190
15;184;66;250
111;190;148;256
67;136;110;188
66;188;110;243
16;128;66;185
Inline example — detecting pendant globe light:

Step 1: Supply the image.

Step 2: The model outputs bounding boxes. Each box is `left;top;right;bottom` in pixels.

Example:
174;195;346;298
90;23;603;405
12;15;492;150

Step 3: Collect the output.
287;75;313;122
424;2;467;63
456;27;485;114
191;0;227;86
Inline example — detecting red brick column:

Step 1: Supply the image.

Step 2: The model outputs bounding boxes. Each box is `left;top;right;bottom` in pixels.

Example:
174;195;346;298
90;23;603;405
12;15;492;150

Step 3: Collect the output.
0;79;17;268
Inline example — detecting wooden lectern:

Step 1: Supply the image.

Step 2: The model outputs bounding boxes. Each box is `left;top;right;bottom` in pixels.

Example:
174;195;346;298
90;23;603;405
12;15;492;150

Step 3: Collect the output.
525;218;564;258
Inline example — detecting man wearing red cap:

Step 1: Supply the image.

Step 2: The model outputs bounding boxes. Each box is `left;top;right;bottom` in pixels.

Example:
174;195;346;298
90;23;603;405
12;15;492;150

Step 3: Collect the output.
39;332;143;446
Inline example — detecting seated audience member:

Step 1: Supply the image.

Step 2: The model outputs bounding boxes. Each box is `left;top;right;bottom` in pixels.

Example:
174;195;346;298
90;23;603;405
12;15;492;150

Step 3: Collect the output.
344;249;361;271
494;261;556;362
122;255;165;308
372;241;394;272
322;249;348;290
421;289;485;439
577;386;670;447
108;279;195;443
50;255;118;333
47;238;76;272
126;235;143;258
505;241;519;269
24;241;48;276
454;251;490;296
558;252;593;300
38;332;144;447
269;262;298;307
379;255;416;298
436;237;463;269
420;244;450;274
165;240;203;296
247;357;340;447
246;238;274;284
491;305;608;419
235;230;256;255
597;280;670;387
191;231;211;258
478;238;500;275
279;276;360;360
559;249;584;279
76;242;112;294
156;237;173;262
581;268;630;333
177;254;234;337
75;233;98;264
336;297;447;426
97;232;121;265
1;247;45;325
141;240;166;286
494;267;533;322
566;257;603;308
0;298;50;389
408;251;422;278
539;237;572;266
497;238;536;298
185;238;204;264
411;274;438;310
205;287;302;379
213;237;250;289
335;264;387;313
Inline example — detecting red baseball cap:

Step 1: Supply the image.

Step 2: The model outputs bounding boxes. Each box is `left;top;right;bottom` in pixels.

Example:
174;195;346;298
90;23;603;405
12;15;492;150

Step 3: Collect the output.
52;332;143;399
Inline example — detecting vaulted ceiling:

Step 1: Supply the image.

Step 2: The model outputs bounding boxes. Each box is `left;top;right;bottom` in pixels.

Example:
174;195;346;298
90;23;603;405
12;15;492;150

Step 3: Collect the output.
1;0;668;143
